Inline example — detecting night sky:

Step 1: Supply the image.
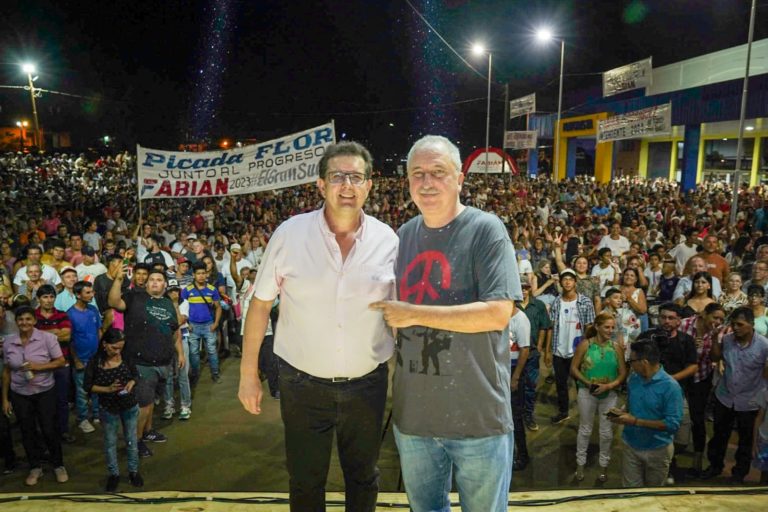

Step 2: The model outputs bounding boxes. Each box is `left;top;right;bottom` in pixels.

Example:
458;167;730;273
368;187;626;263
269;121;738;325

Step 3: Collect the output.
1;0;765;164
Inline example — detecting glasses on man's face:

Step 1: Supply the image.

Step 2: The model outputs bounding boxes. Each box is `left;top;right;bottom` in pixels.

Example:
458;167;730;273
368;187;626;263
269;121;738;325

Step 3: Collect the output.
326;171;367;185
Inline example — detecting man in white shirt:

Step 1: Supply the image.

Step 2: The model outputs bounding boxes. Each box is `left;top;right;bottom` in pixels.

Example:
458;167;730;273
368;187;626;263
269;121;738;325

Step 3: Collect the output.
75;246;108;282
597;222;630;258
13;245;62;291
668;228;700;276
239;142;398;512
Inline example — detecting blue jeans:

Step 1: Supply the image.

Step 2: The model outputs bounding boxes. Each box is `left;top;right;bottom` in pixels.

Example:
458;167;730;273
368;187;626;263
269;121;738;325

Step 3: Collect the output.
74;368;99;422
100;404;139;476
394;425;514;512
165;333;192;409
522;349;540;418
189;322;218;377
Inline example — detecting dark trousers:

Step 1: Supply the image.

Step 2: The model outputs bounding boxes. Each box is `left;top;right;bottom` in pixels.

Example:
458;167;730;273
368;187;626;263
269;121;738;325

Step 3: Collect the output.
706;396;758;477
553;355;573;415
258;335;279;396
0;401;15;468
10;387;63;468
688;375;712;453
511;363;528;461
279;359;388;512
53;365;71;435
522;349;540;418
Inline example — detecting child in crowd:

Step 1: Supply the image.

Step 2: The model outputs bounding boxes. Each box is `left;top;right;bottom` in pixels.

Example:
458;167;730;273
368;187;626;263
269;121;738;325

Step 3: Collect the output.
84;328;144;492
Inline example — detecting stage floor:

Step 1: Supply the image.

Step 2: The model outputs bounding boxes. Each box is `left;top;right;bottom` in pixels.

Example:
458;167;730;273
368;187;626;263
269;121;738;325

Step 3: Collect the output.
0;488;767;511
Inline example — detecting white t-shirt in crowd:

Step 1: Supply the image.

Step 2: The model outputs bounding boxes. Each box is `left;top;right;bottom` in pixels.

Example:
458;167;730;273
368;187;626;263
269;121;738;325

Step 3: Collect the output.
591;263;616;290
597;235;630;257
555;299;582;358
509;310;531;363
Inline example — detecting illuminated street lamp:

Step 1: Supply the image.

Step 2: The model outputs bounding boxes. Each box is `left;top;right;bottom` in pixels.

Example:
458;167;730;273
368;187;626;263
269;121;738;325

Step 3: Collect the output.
21;62;43;151
472;43;492;176
535;27;565;183
15;120;29;152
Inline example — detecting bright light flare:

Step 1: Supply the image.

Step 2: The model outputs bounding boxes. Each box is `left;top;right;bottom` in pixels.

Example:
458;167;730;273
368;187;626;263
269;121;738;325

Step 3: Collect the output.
21;63;36;74
471;43;486;56
535;27;553;43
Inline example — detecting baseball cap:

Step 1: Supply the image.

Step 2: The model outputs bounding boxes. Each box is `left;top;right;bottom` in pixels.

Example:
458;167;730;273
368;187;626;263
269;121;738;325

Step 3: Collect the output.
167;278;180;290
82;246;96;256
230;243;242;253
60;266;77;276
187;233;197;240
559;269;578;280
176;256;189;264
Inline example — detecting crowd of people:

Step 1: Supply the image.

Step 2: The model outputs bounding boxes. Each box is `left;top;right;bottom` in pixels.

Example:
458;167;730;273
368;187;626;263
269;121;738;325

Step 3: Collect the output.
1;144;768;506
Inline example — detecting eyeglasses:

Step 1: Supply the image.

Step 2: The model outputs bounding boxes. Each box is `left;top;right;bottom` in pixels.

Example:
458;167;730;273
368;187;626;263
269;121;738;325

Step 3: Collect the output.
326;172;368;185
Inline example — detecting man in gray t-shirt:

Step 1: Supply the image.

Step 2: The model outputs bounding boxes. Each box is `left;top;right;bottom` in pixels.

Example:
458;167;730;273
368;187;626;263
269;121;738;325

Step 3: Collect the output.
372;135;521;512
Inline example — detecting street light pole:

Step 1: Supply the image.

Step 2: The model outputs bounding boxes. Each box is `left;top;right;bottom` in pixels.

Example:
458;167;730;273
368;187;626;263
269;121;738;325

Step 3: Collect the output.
554;39;564;184
22;64;42;151
484;52;493;177
729;0;757;225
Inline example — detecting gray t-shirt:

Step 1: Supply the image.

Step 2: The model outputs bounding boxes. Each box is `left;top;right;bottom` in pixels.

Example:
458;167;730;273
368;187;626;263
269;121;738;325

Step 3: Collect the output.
393;207;522;438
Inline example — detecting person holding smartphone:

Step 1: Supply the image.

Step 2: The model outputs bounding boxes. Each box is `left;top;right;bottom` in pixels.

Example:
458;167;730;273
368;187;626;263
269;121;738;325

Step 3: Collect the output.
84;328;143;491
570;312;626;482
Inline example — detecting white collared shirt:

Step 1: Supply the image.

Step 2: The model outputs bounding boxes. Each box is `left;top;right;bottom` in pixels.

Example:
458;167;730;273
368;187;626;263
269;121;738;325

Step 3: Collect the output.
252;208;398;378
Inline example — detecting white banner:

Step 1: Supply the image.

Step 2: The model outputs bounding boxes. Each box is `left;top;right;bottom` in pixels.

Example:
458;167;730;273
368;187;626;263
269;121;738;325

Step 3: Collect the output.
597;103;672;143
509;93;536;118
463;148;518;174
603;57;652;97
137;123;335;199
504;130;538;150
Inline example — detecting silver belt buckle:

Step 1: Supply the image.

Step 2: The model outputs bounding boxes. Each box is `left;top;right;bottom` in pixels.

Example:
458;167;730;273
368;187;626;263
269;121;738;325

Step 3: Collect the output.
330;377;351;383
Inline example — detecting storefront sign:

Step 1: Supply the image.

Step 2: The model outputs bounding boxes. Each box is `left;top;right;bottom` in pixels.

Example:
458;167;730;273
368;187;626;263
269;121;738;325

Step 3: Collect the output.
563;119;594;132
597;103;672;142
137;123;335;199
603;57;653;97
504;131;538;150
509;93;536;119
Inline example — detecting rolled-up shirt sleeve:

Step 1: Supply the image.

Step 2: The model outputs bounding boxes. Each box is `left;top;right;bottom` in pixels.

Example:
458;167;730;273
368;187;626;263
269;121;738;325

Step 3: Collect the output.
661;380;684;434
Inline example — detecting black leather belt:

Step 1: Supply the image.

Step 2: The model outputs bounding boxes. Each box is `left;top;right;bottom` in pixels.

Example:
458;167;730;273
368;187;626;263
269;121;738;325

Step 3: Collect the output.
279;358;385;384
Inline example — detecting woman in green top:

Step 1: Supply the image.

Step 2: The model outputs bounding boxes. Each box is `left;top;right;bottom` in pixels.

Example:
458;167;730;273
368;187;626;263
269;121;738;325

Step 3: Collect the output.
570;312;627;482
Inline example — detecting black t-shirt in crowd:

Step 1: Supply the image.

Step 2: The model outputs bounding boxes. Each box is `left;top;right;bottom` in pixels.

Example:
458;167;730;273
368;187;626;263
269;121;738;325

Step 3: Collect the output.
122;290;179;366
83;355;138;413
637;327;697;391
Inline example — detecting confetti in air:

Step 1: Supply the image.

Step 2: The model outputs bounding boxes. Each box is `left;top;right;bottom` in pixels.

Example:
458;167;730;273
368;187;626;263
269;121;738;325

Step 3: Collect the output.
189;0;238;142
406;0;460;140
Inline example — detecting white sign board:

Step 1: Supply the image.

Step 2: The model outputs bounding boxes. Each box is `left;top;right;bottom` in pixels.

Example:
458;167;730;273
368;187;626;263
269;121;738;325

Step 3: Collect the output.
603;57;652;97
504;131;538;150
137;123;335;199
597;103;672;143
463;148;517;174
509;93;536;118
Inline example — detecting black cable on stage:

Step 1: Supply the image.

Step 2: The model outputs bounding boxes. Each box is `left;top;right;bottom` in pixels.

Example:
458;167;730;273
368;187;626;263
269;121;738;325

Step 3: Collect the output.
0;487;766;507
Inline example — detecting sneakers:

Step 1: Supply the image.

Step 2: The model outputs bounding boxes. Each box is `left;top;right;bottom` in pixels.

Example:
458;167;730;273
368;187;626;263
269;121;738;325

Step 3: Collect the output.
129;471;144;487
598;466;608;482
179;407;191;420
665;474;675;485
138;441;153;458
25;467;43;486
92;418;101;426
271;391;280;400
78;419;96;433
162;406;175;420
106;474;120;492
575;464;585;481
550;412;570;425
212;374;221;383
524;415;539;431
142;429;167;443
700;466;722;480
54;466;69;483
